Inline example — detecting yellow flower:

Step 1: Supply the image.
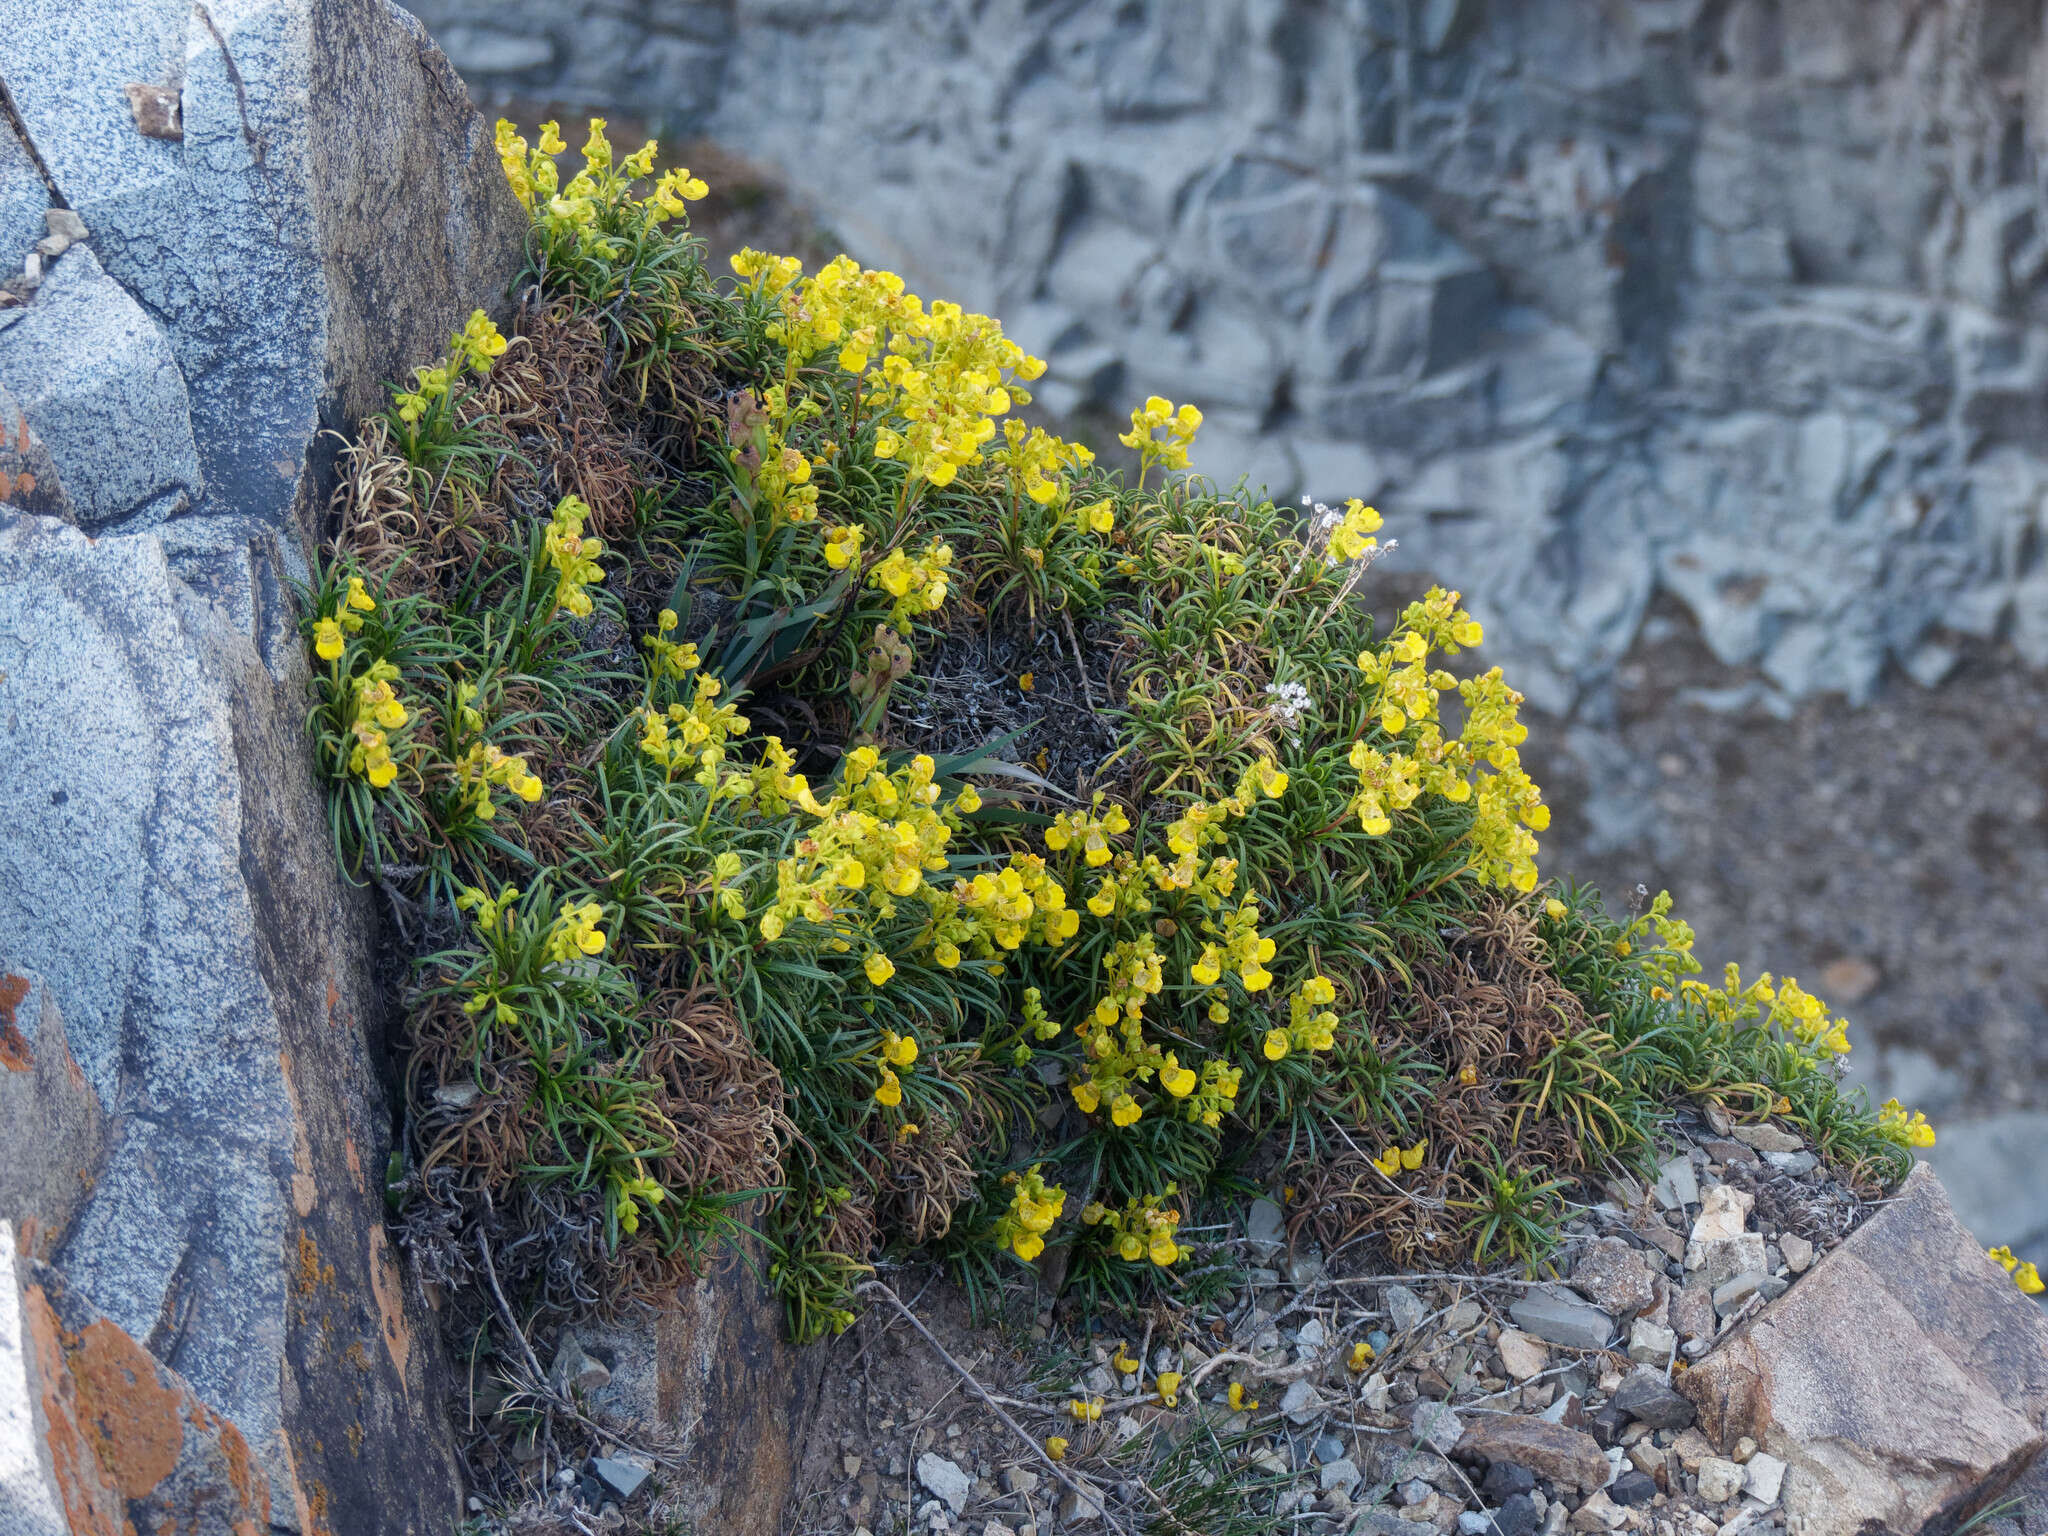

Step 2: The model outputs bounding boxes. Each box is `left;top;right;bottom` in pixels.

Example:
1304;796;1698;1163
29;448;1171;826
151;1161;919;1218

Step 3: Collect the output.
1544;897;1567;920
864;951;896;986
314;617;345;660
1991;1245;2021;1273
1112;1343;1140;1375
1262;1029;1290;1062
1156;1371;1182;1407
1078;498;1114;534
1228;1382;1258;1412
882;1028;919;1067
1400;1138;1428;1170
1045;1436;1068;1461
1018;671;1034;692
1067;1398;1102;1422
1371;1146;1402;1177
1349;1340;1375;1372
1160;1058;1197;1098
1110;1095;1142;1128
875;1067;903;1107
2018;1262;2045;1296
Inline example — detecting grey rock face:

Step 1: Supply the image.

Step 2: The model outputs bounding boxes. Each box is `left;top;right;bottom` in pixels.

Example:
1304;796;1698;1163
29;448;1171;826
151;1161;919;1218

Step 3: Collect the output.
412;0;2048;709
0;3;527;1529
0;245;201;529
0;0;524;551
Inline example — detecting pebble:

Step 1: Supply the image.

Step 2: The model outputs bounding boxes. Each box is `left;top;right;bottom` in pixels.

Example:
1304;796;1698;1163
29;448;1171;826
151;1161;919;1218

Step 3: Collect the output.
1313;1434;1346;1464
1571;1237;1661;1316
1397;1477;1431;1505
1297;1318;1327;1350
1245;1198;1285;1257
1410;1399;1464;1454
1459;1514;1495;1536
1654;1155;1699;1210
1497;1328;1550;1381
1368;1328;1392;1353
589;1457;650;1501
1321;1459;1362;1493
1386;1283;1428;1334
1730;1122;1805;1154
1612;1365;1696;1430
916;1453;972;1516
1626;1317;1677;1365
1746;1450;1788;1504
1712;1271;1764;1315
1764;1149;1818;1175
1510;1288;1617;1350
1780;1233;1815;1272
1696;1456;1746;1503
1280;1380;1325;1424
1001;1467;1038;1496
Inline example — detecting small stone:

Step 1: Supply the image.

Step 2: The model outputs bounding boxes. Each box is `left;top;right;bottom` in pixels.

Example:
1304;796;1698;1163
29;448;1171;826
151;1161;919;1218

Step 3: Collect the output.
1711;1271;1764;1316
1368;1328;1392;1353
1313;1434;1346;1465
1059;1475;1105;1524
589;1457;651;1501
1670;1428;1715;1470
1779;1234;1815;1273
1571;1238;1660;1316
1459;1514;1494;1536
1497;1328;1550;1381
1386;1284;1429;1334
1482;1461;1536;1498
1245;1197;1285;1257
1626;1318;1676;1365
1510;1288;1616;1351
916;1453;973;1516
1360;1372;1394;1412
1287;1248;1330;1285
1322;1458;1362;1493
1627;1441;1662;1475
1763;1149;1818;1175
1492;1494;1542;1536
1732;1436;1756;1462
1695;1456;1745;1503
1744;1451;1787;1504
1670;1282;1716;1341
1456;1414;1610;1491
1412;1400;1465;1454
1607;1468;1657;1506
844;1453;863;1477
1280;1379;1325;1424
1447;1299;1485;1332
1297;1318;1327;1350
1568;1488;1625;1531
1653;1156;1699;1210
1730;1122;1804;1154
1001;1467;1038;1496
1612;1366;1694;1430
549;1334;611;1397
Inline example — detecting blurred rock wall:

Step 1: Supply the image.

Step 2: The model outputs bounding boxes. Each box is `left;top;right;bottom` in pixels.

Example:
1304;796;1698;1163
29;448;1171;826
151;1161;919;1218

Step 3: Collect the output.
415;0;2048;714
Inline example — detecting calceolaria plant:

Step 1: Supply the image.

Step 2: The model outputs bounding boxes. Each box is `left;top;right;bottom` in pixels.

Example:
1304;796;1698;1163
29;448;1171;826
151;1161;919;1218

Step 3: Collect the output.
303;116;1932;1362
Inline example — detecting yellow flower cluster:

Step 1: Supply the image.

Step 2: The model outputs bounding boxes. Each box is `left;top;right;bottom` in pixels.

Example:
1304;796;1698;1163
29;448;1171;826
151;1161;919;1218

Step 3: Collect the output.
1990;1245;2046;1295
544;899;608;964
759;747;977;947
495;117;707;246
993;418;1096;506
451;741;543;821
611;1166;666;1236
1118;395;1203;487
1263;973;1338;1061
644;608;701;683
992;1164;1066;1261
822;523;864;570
543;494;607;618
731;251;1049;496
1044;792;1130;866
1677;964;1853;1061
872;1026;920;1105
1346;588;1546;891
1145;758;1286;894
869;539;954;635
637;675;750;785
1183;1059;1243;1129
1326;498;1382;562
346;660;411;789
390;311;507;426
1877;1098;1937;1149
931;854;1078;964
1081;1187;1186;1266
314;577;377;660
1191;898;1277;995
1369;1139;1429;1177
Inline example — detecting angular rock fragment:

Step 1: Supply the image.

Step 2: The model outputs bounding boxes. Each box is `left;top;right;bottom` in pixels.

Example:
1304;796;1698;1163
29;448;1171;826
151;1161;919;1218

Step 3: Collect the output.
1455;1413;1611;1492
1679;1165;2048;1536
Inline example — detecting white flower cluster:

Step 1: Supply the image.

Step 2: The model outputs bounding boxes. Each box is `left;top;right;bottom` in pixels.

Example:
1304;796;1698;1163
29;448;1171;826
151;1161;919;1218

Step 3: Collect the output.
1265;679;1312;744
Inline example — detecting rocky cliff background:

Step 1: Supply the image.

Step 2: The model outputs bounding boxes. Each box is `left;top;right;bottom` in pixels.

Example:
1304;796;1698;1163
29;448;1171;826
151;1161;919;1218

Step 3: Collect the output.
401;0;2048;1269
